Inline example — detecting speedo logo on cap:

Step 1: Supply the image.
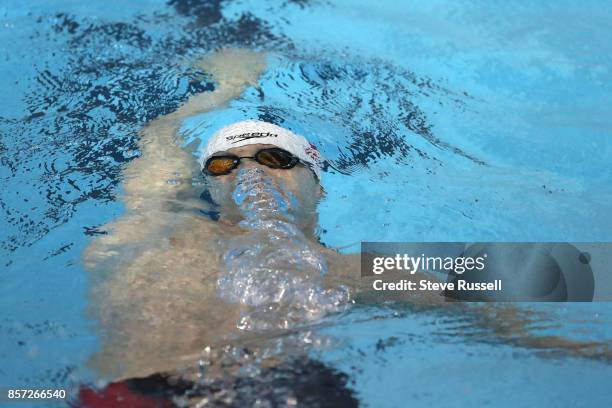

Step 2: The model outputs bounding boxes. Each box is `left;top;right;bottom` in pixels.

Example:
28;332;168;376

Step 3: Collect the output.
226;132;278;143
304;144;321;164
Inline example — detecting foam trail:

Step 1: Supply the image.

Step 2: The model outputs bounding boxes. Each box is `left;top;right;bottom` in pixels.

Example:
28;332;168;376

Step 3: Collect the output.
218;167;349;331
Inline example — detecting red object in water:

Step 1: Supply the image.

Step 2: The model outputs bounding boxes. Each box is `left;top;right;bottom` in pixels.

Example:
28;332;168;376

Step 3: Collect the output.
75;381;177;408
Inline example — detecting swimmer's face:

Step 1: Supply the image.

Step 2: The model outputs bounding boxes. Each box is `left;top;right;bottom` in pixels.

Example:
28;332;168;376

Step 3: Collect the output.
206;144;322;234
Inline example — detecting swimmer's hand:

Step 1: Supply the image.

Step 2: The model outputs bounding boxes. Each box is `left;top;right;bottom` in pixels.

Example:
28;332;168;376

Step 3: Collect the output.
199;48;267;89
169;48;267;119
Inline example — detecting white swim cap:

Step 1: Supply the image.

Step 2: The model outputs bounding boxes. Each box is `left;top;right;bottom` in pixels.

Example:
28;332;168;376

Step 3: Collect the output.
200;120;322;179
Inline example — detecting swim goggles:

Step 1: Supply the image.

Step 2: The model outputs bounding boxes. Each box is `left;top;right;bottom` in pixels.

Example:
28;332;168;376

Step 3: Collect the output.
203;147;301;176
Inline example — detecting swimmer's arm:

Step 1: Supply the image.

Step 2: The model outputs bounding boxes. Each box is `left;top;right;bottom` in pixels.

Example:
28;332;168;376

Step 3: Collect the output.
323;249;611;360
85;49;267;257
123;48;268;206
470;303;612;361
322;250;446;305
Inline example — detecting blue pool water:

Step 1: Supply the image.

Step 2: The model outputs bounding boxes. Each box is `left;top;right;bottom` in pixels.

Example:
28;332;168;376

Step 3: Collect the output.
1;0;612;406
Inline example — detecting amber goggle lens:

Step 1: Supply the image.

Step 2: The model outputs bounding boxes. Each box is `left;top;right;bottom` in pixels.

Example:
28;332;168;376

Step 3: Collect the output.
206;157;239;175
255;149;297;169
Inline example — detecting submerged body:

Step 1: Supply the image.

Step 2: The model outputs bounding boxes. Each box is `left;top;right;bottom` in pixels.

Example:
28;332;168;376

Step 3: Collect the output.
83;49;361;380
84;49;611;387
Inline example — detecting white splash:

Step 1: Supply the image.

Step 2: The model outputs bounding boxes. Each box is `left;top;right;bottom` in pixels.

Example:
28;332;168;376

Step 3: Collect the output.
217;167;349;331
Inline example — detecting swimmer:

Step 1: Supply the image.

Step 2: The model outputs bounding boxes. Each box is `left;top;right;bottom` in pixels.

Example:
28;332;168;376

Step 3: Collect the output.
83;48;611;392
83;49;361;382
200;121;353;331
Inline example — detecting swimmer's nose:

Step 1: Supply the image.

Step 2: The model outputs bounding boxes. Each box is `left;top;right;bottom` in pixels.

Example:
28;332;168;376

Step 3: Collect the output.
241;158;276;177
241;159;260;170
